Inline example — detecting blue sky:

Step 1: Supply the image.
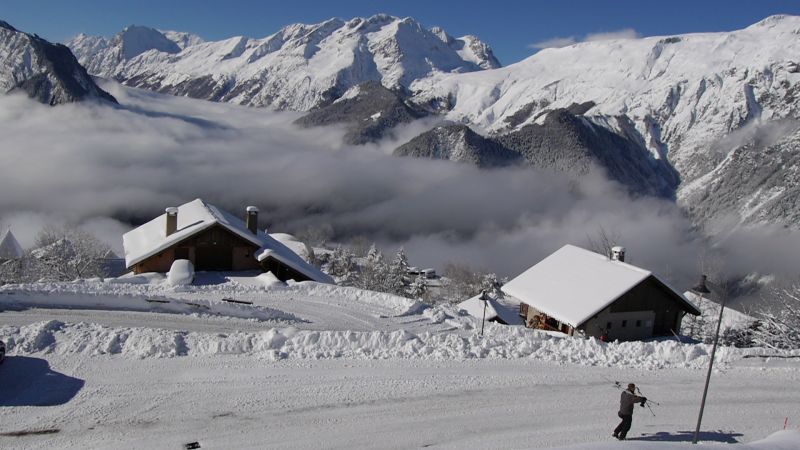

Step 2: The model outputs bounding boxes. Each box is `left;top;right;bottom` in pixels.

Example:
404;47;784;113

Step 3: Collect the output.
3;0;799;64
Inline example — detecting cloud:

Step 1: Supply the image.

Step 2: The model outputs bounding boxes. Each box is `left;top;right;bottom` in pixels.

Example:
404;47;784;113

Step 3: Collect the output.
527;36;577;50
529;28;641;50
585;28;641;42
0;81;797;292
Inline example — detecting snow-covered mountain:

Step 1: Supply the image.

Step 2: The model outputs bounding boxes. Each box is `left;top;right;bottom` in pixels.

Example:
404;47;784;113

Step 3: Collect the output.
394;109;680;198
67;15;500;111
409;15;800;227
0;20;116;105
57;14;800;227
294;81;428;144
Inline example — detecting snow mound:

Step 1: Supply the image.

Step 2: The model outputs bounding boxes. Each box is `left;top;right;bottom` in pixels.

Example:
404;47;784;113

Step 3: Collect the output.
3;319;793;368
167;259;194;286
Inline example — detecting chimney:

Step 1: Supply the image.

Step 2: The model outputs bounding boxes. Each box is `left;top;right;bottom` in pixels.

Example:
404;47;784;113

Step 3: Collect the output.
165;207;178;236
246;206;259;235
610;246;625;262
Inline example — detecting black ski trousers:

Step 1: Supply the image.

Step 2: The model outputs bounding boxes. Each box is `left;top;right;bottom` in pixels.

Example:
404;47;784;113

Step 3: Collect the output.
614;412;633;438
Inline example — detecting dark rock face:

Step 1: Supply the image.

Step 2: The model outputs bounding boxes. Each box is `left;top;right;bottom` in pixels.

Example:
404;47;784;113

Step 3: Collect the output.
294;81;427;144
681;120;800;228
394;109;681;199
497;110;680;198
394;124;521;167
0;20;117;105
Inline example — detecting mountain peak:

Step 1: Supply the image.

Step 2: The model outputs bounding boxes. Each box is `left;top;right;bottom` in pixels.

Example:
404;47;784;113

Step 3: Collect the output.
118;25;181;59
0;19;117;105
0;19;17;32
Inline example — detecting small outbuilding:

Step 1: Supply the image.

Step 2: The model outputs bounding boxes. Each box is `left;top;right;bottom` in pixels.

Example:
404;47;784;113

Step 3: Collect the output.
457;293;524;326
122;199;333;283
503;244;700;341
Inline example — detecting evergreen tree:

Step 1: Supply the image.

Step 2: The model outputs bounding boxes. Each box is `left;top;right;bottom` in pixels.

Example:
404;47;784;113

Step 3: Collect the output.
386;248;410;296
358;244;388;292
326;245;358;286
409;274;427;300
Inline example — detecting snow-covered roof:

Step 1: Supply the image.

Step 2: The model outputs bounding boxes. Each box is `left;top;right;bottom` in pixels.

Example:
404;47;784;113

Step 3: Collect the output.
269;233;314;263
458;293;523;326
501;245;698;327
0;228;23;259
122;199;332;283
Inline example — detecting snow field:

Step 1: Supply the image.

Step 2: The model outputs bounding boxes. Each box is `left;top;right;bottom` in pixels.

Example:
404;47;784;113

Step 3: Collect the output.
1;355;797;449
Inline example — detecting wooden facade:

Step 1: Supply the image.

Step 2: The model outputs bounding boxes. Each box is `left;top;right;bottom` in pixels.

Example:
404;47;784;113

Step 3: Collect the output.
133;225;261;273
519;275;691;341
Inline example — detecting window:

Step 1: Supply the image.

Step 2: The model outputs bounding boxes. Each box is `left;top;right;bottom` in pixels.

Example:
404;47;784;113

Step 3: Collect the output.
621;320;627;327
635;320;642;327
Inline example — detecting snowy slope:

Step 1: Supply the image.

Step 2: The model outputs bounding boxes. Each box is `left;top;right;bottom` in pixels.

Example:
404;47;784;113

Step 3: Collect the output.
67;15;500;111
0;20;116;105
0;271;798;448
410;15;800;225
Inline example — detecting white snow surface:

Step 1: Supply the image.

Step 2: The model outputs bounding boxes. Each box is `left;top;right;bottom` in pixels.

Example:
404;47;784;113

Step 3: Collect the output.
0;271;799;449
501;245;698;327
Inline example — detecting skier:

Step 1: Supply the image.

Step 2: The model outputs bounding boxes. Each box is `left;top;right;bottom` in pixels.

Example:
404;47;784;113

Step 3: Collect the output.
613;383;646;440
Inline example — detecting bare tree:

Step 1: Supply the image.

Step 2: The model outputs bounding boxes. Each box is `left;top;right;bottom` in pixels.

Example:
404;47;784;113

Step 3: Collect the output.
750;285;800;350
296;223;334;248
585;225;622;258
23;225;111;282
439;262;502;304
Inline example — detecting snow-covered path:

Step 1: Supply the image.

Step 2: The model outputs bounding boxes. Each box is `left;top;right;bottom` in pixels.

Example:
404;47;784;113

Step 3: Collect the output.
1;355;798;449
0;308;279;333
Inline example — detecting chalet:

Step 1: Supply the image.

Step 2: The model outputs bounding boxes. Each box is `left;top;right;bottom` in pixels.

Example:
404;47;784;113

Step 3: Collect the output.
503;244;700;341
122;199;333;283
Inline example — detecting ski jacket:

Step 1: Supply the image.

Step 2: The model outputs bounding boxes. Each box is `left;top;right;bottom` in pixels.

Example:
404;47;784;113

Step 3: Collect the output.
619;390;645;415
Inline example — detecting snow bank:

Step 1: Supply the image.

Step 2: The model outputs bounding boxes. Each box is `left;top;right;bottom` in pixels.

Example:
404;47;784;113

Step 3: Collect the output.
296;282;426;316
4;319;794;368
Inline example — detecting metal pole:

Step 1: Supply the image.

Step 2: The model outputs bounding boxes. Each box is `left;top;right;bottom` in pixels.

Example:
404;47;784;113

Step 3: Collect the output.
692;287;727;444
480;290;487;336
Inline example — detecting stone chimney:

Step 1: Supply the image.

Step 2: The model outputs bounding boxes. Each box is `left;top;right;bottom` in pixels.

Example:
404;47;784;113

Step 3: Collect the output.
165;207;178;236
246;206;259;235
610;246;625;262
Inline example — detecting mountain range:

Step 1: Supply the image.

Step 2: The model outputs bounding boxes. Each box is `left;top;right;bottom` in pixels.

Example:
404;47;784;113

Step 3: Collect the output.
1;15;798;231
67;15;499;111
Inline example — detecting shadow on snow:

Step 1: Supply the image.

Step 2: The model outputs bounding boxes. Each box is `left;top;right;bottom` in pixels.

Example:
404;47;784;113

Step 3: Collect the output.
0;356;84;406
631;430;743;443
